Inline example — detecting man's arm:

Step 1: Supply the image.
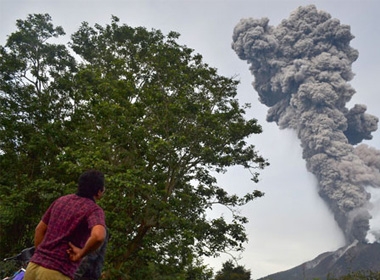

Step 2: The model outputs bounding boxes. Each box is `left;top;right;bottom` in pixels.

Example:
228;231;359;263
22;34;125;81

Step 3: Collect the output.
34;221;48;248
68;225;106;262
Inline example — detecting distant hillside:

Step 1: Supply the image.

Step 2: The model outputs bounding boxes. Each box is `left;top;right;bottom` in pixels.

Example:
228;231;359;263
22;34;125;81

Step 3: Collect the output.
258;241;380;280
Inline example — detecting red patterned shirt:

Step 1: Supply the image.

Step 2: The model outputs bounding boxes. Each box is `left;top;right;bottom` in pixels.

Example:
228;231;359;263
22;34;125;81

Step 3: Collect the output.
30;194;106;278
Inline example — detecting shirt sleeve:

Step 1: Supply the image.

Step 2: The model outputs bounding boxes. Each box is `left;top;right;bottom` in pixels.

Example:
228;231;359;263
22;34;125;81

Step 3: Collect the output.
41;200;56;225
87;207;106;229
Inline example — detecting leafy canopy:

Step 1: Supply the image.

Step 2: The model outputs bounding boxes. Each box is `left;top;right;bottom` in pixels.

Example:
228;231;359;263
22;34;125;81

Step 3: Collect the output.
0;14;268;279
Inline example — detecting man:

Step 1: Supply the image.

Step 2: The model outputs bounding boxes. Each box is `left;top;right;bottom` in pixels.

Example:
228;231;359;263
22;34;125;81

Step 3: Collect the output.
24;170;107;280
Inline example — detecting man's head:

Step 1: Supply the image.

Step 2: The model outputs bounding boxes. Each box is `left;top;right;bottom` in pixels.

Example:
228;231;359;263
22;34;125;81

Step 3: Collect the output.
77;170;105;199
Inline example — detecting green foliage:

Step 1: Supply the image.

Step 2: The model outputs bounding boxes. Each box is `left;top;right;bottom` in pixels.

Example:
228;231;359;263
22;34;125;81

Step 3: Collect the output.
214;260;251;280
0;14;268;279
0;13;77;255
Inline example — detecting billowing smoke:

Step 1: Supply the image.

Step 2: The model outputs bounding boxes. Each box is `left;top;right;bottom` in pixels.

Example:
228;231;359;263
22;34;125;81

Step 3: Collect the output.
232;5;380;244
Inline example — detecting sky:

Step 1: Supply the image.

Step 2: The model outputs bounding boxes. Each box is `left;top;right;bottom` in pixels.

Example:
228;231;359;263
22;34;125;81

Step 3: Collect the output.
1;0;380;279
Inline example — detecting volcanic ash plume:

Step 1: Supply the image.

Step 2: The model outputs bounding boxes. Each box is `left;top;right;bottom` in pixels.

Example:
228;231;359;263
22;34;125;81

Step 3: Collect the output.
232;5;380;244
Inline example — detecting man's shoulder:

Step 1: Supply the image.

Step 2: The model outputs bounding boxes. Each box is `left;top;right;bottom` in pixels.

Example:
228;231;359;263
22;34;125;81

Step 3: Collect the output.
57;193;76;201
56;194;104;215
55;195;100;210
58;194;94;203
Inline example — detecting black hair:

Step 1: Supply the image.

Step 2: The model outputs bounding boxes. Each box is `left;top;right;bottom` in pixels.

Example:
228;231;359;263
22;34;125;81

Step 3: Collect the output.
77;170;105;199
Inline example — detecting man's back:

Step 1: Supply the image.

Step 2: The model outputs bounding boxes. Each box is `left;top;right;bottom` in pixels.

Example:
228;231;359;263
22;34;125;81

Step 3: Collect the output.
30;194;105;278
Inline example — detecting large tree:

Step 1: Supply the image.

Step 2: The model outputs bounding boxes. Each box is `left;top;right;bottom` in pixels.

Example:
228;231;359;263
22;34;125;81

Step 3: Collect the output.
0;14;268;279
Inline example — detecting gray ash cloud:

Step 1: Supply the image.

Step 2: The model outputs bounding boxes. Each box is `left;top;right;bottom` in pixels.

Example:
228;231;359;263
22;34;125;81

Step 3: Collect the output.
232;5;380;244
